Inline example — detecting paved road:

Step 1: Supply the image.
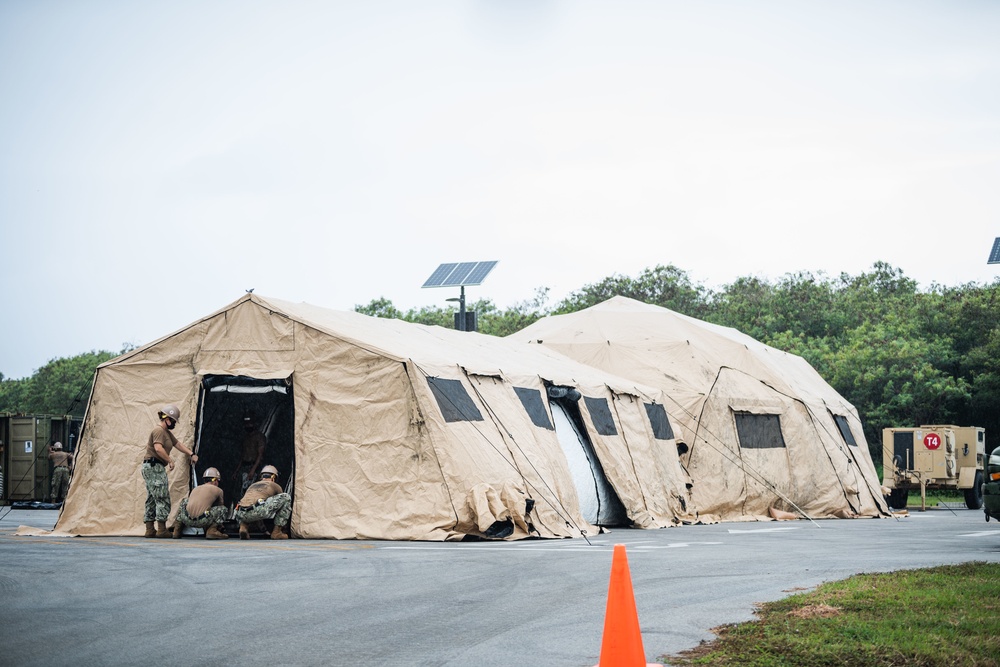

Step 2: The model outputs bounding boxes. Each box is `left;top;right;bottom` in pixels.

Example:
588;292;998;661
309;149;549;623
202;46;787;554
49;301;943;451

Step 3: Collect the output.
2;506;998;667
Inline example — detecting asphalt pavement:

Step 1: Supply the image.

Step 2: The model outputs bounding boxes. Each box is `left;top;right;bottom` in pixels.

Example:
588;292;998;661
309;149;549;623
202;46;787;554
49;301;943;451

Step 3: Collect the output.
2;505;999;667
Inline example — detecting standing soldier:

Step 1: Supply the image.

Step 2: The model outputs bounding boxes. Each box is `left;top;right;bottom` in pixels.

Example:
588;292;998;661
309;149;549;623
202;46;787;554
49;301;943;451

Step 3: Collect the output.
142;404;198;538
172;467;229;539
234;414;267;496
235;465;291;540
48;442;73;503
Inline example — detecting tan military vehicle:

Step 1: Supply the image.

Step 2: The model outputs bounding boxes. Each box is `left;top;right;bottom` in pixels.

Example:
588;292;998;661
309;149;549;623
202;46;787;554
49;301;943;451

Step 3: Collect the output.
882;425;985;511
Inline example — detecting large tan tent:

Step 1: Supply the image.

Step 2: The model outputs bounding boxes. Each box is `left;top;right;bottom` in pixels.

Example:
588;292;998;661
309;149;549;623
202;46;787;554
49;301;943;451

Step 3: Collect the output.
510;296;890;522
56;294;697;540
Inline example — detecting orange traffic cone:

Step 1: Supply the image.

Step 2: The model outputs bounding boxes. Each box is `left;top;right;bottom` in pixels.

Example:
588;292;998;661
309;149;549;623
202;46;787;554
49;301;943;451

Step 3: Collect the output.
595;544;658;667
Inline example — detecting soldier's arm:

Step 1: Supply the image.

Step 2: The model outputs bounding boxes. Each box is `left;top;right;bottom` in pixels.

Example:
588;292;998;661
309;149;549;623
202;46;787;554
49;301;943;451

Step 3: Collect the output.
153;442;174;470
173;440;199;464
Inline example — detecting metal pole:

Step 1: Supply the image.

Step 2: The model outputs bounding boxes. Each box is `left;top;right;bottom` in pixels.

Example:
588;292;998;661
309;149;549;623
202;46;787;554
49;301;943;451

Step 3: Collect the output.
459;286;466;332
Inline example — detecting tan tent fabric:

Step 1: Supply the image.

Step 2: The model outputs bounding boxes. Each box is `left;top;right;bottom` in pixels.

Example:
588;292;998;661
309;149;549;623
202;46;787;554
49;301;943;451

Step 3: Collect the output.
510;296;889;521
56;294;694;540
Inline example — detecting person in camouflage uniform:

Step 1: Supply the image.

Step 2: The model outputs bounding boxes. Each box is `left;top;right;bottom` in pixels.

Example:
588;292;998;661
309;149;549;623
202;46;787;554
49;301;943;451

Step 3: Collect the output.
48;442;74;502
172;467;229;539
142;404;198;538
235;465;291;540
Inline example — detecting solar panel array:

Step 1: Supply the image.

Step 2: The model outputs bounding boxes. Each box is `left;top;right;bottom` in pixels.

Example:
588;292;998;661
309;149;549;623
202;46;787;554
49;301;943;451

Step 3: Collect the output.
422;261;499;288
990;237;1000;265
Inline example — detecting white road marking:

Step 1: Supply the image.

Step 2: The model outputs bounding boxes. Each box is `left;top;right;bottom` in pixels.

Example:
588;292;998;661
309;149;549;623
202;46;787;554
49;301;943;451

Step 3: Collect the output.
727;527;799;534
382;541;724;551
631;542;724;549
959;531;1000;537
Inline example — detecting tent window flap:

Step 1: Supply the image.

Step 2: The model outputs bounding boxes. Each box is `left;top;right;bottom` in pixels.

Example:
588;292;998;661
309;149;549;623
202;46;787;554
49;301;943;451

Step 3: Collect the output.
734;412;786;449
514;386;554;430
644;403;675;440
583;396;618;437
426;377;484;423
832;414;858;447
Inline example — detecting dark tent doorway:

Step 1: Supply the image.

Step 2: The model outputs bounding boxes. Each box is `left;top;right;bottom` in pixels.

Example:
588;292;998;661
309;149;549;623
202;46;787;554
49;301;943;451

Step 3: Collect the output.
193;375;295;516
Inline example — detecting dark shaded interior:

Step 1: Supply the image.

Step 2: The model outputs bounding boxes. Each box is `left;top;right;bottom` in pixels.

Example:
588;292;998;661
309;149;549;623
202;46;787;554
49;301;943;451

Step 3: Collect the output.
194;375;296;512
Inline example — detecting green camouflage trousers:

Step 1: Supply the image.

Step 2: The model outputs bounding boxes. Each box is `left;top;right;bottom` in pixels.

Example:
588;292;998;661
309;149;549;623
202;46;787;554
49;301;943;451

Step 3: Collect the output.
235;493;291;527
51;466;70;501
176;498;229;528
141;462;170;522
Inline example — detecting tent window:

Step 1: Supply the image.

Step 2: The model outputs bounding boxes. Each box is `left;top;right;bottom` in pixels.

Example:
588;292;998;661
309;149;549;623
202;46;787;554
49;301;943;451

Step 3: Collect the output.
426;377;483;423
584;396;618;437
514;387;554;430
644;403;675;440
734;412;785;449
832;414;858;447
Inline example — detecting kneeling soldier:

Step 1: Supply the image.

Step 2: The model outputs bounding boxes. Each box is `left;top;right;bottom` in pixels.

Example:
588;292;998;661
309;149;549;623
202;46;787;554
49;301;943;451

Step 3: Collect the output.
235;465;291;540
172;467;229;539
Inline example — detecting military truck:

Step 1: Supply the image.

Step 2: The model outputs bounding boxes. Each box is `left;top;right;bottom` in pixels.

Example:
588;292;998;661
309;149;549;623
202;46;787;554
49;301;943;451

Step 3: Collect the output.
984;446;1000;522
882;425;985;511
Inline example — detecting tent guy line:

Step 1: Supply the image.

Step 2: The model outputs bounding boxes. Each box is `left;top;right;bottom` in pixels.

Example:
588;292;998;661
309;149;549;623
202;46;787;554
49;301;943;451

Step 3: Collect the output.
512;297;888;523
414;361;593;544
658;381;820;525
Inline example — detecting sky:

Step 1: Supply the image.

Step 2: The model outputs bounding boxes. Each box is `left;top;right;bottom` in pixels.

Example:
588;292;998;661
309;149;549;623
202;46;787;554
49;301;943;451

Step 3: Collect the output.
2;1;999;380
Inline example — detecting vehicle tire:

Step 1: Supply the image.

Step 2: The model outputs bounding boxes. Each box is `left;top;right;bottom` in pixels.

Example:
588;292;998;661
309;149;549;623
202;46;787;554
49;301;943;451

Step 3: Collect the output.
964;470;984;510
888;488;909;510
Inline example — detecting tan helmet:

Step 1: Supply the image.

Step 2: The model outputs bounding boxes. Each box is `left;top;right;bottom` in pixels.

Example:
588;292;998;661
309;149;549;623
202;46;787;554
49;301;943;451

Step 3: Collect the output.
51;441;63;451
203;467;222;480
260;465;279;479
159;404;181;422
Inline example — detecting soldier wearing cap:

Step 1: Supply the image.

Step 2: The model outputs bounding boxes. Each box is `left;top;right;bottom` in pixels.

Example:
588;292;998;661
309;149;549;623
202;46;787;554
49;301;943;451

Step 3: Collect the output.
235;465;291;540
172;467;229;539
142;404;198;538
47;442;73;503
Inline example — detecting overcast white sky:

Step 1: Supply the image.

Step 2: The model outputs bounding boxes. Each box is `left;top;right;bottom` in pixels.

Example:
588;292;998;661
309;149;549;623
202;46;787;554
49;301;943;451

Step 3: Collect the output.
2;1;999;380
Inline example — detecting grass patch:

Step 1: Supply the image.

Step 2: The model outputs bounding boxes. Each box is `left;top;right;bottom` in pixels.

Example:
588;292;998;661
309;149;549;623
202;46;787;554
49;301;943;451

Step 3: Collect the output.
663;562;1000;667
905;490;966;508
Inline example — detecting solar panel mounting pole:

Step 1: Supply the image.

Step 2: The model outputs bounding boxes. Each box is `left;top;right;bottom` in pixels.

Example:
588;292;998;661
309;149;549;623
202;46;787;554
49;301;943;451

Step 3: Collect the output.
445;288;467;331
422;261;499;332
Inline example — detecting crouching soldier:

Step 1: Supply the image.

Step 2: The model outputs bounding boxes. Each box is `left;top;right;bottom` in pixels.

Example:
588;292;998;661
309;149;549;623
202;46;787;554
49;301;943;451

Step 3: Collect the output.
172;467;229;540
235;465;291;540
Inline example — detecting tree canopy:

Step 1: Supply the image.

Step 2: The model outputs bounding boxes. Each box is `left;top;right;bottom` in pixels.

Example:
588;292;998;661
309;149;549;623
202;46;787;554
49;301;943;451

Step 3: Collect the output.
357;262;1000;457
0;347;132;417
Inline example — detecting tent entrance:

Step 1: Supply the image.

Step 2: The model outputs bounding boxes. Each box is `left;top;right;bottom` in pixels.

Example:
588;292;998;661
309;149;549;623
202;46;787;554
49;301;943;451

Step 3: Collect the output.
548;391;628;527
194;375;295;513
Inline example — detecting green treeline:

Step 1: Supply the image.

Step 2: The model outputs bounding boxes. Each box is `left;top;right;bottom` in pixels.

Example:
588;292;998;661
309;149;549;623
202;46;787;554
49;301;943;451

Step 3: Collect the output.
356;261;1000;457
3;261;998;462
0;350;125;417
